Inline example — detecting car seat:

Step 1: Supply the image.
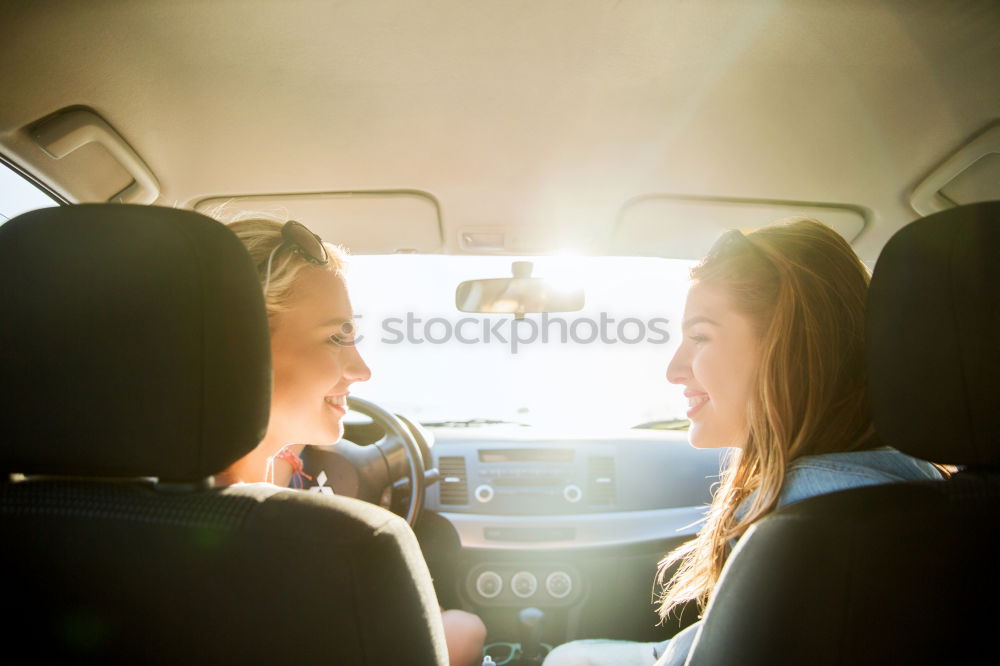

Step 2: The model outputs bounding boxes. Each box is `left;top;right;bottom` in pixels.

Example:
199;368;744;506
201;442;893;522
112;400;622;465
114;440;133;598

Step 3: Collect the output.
0;204;448;664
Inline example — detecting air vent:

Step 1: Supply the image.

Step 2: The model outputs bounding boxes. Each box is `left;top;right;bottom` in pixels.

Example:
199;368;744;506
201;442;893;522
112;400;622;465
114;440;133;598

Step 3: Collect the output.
438;456;468;505
587;456;616;505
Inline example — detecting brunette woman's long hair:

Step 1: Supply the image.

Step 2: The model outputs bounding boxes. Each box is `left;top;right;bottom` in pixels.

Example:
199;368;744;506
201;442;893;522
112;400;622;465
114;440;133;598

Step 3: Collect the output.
655;218;878;621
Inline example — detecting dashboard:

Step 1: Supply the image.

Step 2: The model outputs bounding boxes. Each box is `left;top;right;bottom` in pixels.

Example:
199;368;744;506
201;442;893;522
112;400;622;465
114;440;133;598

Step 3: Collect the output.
418;426;723;645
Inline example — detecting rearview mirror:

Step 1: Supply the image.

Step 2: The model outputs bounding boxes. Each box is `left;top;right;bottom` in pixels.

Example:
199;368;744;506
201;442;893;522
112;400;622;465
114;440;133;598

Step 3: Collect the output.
455;261;585;314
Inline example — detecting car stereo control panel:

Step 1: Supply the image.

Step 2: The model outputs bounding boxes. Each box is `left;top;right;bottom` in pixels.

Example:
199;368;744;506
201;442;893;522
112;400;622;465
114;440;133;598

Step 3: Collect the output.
425;431;722;515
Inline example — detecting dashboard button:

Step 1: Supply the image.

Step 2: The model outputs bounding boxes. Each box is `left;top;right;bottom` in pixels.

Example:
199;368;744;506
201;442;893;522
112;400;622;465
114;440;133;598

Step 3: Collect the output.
511;571;538;598
475;571;503;599
545;571;573;599
563;484;582;503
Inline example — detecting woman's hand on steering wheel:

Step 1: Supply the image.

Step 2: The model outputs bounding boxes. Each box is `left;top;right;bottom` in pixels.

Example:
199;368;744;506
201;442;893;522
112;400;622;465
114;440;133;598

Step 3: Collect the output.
299;396;437;525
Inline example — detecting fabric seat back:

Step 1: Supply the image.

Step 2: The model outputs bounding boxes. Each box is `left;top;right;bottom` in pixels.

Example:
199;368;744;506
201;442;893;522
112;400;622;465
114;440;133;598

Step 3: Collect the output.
0;205;447;664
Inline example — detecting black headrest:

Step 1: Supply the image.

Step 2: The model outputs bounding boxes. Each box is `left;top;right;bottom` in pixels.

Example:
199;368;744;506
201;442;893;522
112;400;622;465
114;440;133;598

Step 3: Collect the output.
0;205;271;482
867;201;1000;467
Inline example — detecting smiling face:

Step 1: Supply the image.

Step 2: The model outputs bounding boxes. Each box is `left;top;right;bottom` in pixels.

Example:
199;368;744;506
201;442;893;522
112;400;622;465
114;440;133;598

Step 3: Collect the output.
265;266;371;448
667;282;761;449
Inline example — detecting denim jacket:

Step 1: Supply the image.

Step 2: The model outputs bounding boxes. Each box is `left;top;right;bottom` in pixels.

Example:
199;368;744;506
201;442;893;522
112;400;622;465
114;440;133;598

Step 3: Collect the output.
775;446;942;507
731;446;943;522
653;447;942;666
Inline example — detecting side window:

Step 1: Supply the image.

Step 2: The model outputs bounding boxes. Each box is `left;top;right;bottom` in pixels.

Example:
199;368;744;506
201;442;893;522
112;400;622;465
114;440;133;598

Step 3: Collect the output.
0;159;60;225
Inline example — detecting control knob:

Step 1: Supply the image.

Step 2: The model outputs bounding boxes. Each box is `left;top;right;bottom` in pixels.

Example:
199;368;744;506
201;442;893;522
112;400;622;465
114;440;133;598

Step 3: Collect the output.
475;484;495;503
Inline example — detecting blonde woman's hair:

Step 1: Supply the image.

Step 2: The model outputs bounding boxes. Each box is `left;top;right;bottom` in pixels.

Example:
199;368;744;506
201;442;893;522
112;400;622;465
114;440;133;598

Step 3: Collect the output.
222;215;347;319
655;218;877;621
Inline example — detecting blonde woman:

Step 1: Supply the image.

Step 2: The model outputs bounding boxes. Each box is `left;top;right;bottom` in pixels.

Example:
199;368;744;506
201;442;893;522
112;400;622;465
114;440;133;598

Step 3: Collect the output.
216;217;487;666
544;219;942;666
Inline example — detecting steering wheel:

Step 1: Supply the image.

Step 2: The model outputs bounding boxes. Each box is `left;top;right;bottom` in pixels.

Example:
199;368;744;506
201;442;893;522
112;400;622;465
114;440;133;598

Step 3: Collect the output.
300;396;435;525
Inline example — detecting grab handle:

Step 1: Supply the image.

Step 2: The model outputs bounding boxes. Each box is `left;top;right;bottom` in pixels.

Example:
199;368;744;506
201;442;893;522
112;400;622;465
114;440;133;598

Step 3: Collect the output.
32;109;160;204
910;123;1000;216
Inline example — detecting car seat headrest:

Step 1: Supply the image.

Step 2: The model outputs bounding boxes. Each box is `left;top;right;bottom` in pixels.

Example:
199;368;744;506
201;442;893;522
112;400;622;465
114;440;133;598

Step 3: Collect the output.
867;200;1000;467
0;204;271;482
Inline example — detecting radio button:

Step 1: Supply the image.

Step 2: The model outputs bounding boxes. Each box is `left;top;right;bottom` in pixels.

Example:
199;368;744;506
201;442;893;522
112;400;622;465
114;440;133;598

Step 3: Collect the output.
511;571;538;598
475;571;503;599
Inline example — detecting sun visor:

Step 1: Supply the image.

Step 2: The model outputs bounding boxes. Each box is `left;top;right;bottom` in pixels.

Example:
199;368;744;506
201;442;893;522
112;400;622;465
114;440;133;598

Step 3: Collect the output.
194;190;443;254
609;195;868;259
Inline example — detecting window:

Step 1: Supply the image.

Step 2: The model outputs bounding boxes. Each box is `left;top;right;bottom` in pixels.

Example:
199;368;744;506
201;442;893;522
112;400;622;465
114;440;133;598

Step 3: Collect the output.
346;254;696;430
0;158;59;225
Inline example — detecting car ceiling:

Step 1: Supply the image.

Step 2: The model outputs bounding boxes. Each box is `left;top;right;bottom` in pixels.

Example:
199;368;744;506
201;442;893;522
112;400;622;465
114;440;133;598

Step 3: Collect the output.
0;0;997;261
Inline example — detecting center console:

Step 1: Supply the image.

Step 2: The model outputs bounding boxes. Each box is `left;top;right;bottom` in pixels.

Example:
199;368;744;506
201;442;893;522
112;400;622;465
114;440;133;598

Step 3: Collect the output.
419;430;722;650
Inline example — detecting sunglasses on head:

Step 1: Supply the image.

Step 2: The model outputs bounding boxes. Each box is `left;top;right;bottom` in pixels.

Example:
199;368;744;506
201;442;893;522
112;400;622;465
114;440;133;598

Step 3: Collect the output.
714;228;775;266
259;220;329;294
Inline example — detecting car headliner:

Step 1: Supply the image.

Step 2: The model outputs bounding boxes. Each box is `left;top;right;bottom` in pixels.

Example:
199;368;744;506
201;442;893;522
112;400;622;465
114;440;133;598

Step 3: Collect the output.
0;0;997;261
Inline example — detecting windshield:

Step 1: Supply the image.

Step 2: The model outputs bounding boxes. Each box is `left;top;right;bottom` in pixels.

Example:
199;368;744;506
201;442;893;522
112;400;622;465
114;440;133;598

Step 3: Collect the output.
346;254;696;430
